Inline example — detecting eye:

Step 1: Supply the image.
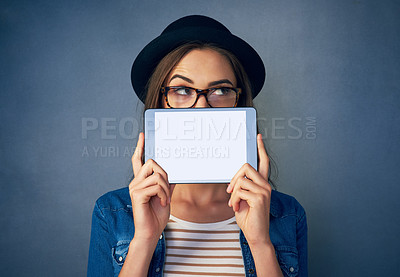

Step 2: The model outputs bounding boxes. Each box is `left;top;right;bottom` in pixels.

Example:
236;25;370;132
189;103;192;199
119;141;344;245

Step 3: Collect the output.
212;87;232;96
171;87;193;96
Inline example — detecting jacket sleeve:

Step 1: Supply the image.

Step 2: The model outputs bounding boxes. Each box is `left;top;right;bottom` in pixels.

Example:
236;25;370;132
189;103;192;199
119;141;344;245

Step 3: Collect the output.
296;208;308;277
87;201;115;277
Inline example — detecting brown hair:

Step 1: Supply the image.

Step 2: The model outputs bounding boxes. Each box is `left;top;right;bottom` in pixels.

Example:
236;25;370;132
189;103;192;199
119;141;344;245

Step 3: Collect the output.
143;42;253;110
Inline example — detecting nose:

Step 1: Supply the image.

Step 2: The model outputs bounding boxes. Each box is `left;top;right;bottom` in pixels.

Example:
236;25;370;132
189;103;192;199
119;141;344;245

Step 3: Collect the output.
193;94;210;108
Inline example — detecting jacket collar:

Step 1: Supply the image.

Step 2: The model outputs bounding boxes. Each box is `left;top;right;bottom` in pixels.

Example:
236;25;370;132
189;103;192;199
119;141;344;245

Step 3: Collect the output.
270;190;281;218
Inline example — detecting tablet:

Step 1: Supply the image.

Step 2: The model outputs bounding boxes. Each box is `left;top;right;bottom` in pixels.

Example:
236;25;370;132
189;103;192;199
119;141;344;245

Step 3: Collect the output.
144;107;257;183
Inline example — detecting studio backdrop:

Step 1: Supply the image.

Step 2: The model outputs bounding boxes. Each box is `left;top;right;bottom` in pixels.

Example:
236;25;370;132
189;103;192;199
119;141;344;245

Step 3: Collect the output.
1;0;399;276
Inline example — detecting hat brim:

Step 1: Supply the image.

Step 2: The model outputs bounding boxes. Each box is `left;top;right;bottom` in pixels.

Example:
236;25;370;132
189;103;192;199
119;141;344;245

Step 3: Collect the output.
131;26;265;103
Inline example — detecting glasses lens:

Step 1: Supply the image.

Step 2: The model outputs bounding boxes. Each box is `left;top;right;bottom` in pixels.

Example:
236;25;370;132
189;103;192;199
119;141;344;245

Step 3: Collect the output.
167;87;196;108
207;88;237;107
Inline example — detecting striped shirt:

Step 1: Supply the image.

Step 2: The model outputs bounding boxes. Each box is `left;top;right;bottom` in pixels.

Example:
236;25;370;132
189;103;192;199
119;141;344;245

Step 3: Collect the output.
164;215;245;277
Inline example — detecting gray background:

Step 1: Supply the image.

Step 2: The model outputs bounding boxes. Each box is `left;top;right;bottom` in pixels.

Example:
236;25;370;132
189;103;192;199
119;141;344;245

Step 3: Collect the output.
1;0;399;276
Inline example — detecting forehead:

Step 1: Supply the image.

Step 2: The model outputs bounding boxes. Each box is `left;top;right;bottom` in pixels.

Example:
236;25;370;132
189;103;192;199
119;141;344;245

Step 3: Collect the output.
167;48;236;86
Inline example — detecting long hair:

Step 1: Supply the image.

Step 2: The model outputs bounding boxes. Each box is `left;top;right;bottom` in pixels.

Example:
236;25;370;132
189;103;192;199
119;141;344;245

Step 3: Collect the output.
144;42;253;110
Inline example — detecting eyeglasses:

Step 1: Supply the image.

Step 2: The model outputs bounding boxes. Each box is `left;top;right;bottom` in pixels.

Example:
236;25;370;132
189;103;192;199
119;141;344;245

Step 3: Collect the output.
160;86;242;108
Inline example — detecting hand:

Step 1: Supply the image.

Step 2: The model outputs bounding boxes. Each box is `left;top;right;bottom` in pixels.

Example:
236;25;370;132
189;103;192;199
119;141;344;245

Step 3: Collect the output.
226;134;272;246
129;132;175;242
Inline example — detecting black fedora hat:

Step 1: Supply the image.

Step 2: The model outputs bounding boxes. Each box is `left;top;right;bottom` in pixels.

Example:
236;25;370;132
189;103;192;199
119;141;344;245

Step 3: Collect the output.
131;15;266;103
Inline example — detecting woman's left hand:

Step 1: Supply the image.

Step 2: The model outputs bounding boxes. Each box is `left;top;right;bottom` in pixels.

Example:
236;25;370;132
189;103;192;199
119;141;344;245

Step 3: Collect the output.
226;134;272;246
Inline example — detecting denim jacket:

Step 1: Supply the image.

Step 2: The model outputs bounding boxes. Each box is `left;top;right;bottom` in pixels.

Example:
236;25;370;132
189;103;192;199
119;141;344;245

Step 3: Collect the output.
87;187;308;277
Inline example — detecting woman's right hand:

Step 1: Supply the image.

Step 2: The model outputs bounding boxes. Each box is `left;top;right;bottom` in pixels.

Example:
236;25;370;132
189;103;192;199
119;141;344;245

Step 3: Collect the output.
129;132;174;243
119;133;172;276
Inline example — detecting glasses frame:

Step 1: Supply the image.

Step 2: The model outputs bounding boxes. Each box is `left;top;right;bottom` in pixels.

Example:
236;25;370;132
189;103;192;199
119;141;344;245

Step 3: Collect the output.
160;86;242;108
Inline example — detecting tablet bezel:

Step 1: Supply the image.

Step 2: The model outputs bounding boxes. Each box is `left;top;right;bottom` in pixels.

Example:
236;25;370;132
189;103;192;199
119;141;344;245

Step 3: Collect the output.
144;107;257;183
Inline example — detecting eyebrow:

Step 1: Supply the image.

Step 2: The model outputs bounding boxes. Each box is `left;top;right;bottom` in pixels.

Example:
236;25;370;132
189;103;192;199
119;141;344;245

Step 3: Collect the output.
208;79;234;87
169;74;193;84
169;74;234;87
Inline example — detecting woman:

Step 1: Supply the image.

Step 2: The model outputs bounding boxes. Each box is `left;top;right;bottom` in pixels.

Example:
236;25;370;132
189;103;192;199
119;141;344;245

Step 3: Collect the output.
88;15;307;277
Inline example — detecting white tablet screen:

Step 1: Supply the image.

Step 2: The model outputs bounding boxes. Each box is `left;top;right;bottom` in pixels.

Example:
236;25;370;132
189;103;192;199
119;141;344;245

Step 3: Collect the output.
145;108;256;183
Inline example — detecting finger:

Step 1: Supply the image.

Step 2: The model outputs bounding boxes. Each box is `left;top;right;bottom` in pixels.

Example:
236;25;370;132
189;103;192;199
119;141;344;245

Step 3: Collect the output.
228;172;271;210
228;163;266;193
232;177;268;195
231;188;267;212
229;178;267;210
130;172;171;203
257;134;270;181
133;185;169;207
132;132;145;177
137;159;169;185
227;163;250;193
230;189;255;212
